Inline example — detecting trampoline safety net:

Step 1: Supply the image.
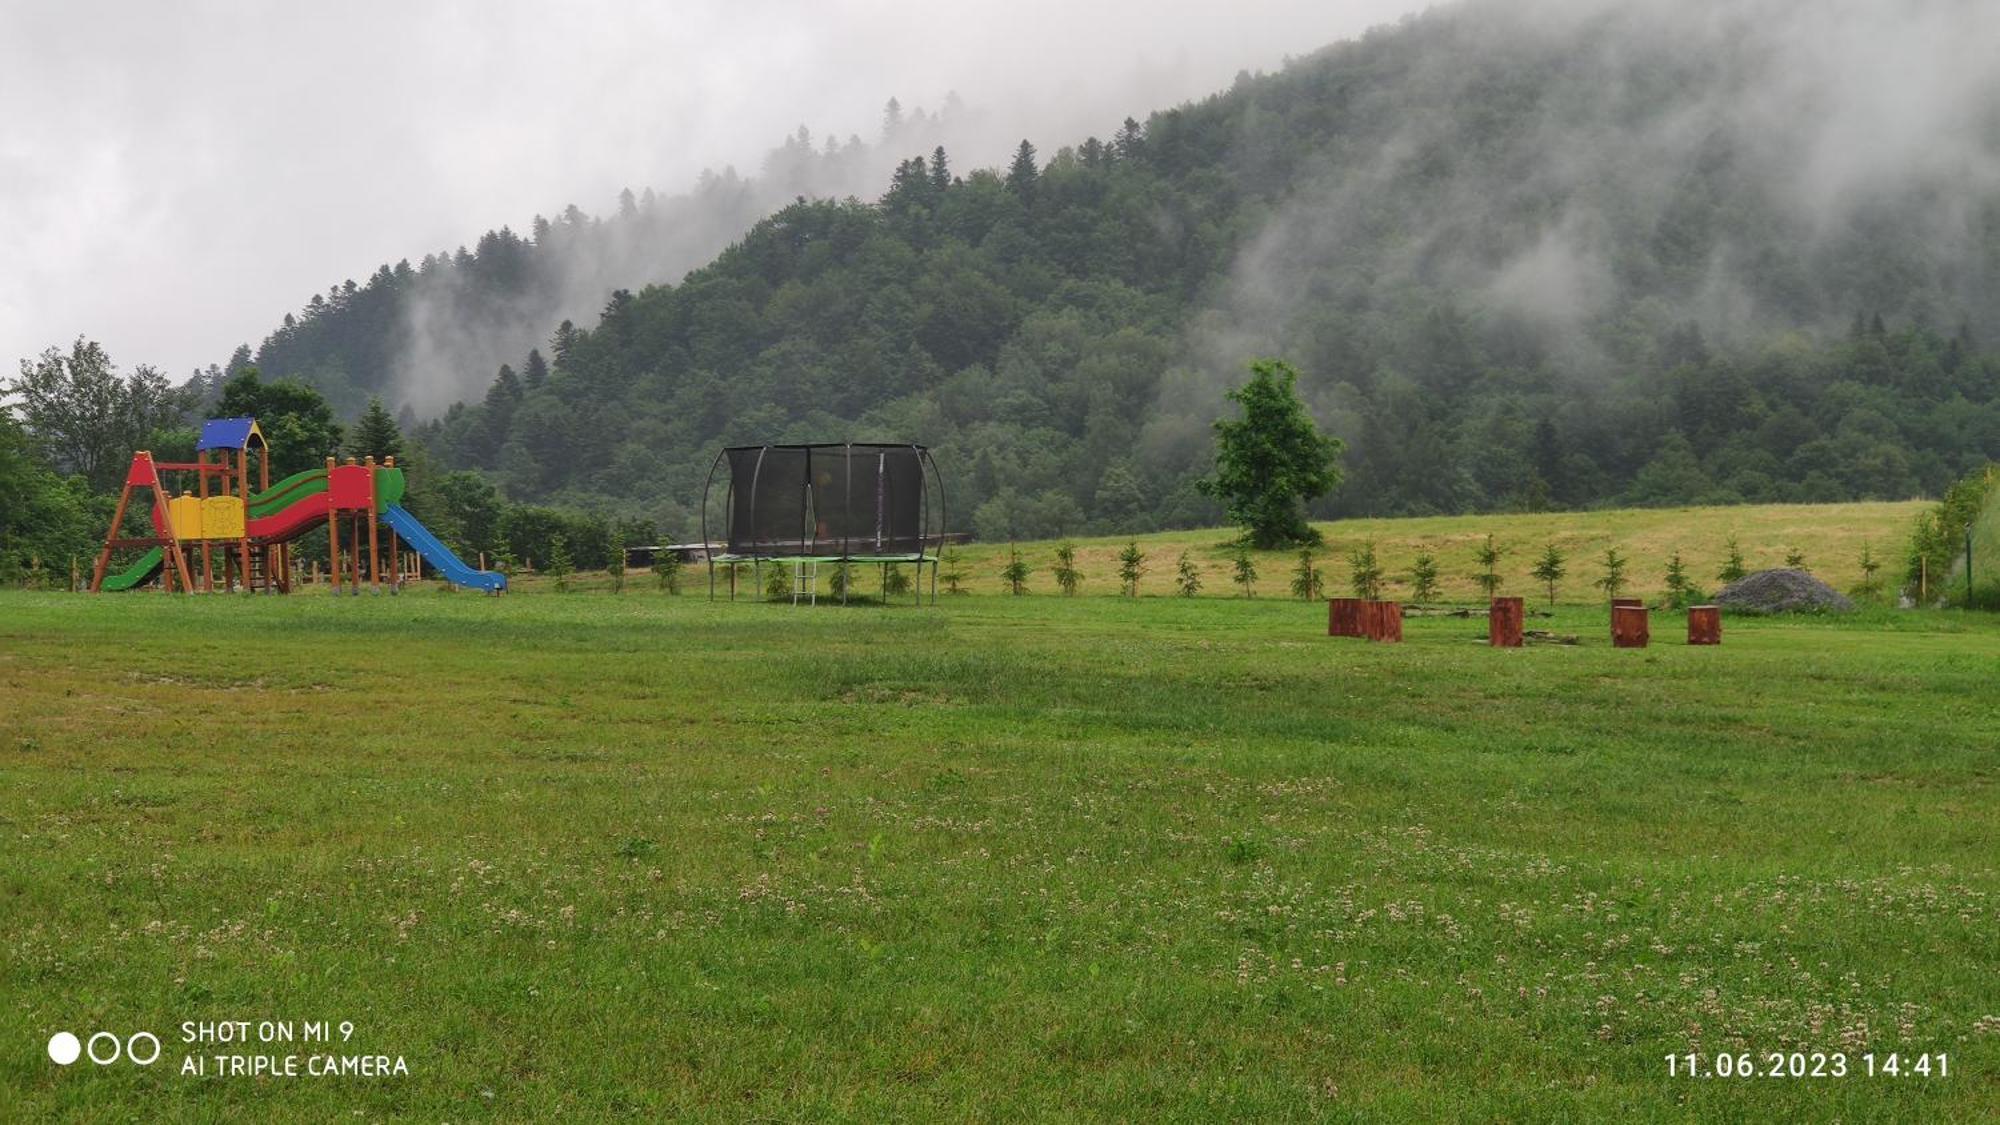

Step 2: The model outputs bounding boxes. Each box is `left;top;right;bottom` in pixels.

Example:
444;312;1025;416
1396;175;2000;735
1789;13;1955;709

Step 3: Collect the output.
707;443;941;561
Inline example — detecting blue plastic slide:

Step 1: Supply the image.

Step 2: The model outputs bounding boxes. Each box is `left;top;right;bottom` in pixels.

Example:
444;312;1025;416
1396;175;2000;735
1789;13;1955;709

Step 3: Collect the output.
380;504;508;592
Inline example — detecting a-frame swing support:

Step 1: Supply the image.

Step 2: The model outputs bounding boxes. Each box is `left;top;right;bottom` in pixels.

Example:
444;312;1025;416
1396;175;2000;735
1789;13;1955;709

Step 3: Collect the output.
88;451;196;593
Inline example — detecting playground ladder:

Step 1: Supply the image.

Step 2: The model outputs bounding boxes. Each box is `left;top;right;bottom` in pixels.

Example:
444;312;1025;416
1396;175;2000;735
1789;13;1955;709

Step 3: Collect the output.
791;561;818;606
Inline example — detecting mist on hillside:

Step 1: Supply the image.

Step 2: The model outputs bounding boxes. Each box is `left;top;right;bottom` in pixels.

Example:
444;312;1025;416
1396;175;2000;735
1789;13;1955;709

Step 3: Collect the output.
387;103;974;416
1200;0;2000;389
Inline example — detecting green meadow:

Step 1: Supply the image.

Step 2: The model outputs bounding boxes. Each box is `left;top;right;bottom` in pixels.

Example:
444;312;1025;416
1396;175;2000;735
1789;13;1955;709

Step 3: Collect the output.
3;549;1997;1118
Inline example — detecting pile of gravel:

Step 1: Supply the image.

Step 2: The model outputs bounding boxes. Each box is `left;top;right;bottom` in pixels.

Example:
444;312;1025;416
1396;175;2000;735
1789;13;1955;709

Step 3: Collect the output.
1713;568;1856;615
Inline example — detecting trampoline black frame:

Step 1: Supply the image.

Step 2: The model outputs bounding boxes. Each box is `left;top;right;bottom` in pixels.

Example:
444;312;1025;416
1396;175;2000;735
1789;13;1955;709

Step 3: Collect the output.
700;442;946;605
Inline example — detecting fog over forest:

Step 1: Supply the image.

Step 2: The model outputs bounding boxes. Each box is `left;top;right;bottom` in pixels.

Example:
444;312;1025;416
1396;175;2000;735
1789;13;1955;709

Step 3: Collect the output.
0;0;1420;394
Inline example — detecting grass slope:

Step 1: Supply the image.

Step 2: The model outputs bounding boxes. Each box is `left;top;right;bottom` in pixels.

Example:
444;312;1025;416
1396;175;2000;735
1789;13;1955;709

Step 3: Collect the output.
779;500;1922;603
2;587;1995;1120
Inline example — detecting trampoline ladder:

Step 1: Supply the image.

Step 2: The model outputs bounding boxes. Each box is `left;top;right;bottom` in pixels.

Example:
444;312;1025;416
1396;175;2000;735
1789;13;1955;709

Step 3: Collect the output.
791;561;818;606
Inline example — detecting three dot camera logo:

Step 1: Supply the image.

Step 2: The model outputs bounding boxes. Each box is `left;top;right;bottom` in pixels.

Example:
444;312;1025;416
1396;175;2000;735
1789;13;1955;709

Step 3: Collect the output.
48;1029;161;1068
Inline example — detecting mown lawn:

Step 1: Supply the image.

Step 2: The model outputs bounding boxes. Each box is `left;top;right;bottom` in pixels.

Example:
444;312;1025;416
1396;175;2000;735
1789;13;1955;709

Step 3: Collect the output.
1;588;1996;1120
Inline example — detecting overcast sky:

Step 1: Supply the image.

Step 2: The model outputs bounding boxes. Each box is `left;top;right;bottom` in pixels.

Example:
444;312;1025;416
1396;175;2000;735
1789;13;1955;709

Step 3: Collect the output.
0;0;1427;380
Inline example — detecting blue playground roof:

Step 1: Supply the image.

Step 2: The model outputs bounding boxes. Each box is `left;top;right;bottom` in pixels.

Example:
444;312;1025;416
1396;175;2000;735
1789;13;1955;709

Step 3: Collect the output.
196;417;265;452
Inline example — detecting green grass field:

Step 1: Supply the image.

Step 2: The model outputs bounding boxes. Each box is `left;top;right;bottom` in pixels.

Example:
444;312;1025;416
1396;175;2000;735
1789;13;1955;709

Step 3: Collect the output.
5;507;1997;1119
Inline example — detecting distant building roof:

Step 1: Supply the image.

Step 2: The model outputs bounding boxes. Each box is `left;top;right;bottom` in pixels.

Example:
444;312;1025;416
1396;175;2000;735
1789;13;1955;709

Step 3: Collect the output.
196;417;266;452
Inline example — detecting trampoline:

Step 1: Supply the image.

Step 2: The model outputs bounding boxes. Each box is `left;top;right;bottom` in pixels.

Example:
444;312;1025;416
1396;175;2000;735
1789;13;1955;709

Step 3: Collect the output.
701;443;946;603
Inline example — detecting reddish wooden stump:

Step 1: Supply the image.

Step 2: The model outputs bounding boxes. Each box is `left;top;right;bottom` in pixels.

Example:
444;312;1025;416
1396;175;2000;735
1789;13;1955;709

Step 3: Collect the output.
1611;598;1643;643
1328;597;1364;638
1613;604;1650;648
1687;605;1722;646
1363;600;1403;643
1489;596;1525;647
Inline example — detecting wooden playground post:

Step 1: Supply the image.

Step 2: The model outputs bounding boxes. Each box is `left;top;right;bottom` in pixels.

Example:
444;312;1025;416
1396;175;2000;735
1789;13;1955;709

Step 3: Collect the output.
196;449;214;592
385;456;400;591
365;456;381;592
237;446;252;592
1489;596;1525;647
327;457;341;595
88;475;133;592
150;466;195;594
350;509;365;591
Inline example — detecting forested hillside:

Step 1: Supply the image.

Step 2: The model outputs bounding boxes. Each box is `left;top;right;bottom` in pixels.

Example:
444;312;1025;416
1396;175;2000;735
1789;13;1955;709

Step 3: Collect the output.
237;0;2000;541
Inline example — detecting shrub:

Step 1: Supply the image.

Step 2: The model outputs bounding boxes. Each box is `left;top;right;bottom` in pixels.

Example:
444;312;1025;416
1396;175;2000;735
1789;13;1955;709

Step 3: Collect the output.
547;534;574;593
1530;542;1566;605
1176;552;1202;597
940;549;969;595
1053;541;1081;596
1231;547;1258;597
827;560;856;599
1595;546;1628;602
1117;542;1147;596
883;563;912;599
1473;534;1503;598
654;551;683;594
1410;552;1440;603
1663;550;1693;607
1001;546;1030;595
1345;542;1380;600
1718;536;1748;584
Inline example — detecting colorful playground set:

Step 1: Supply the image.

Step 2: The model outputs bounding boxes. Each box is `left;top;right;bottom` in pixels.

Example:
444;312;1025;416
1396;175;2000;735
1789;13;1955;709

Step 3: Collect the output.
89;416;506;594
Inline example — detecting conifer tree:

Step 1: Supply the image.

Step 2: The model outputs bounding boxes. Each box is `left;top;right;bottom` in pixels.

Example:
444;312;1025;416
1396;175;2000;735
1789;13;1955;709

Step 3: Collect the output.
1053;541;1081;595
1531;542;1566;605
929;146;952;192
654;550;683;594
1346;542;1382;600
547;534;574;593
1718;536;1748;584
1474;534;1504;599
1118;541;1147;596
348;397;404;461
1410;552;1441;603
1293;547;1326;600
1595;547;1629;602
1002;545;1031;595
1231;547;1258;598
1005;140;1039;199
940;548;968;595
1176;552;1202;597
883;563;912;599
1663;551;1691;607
